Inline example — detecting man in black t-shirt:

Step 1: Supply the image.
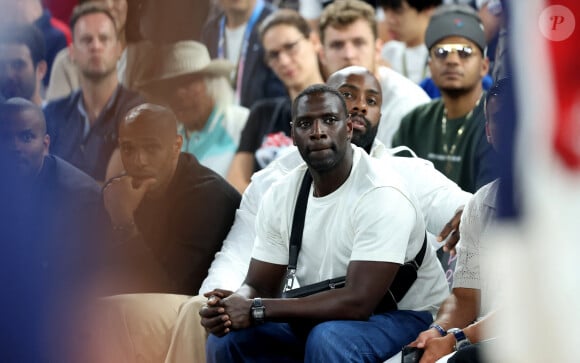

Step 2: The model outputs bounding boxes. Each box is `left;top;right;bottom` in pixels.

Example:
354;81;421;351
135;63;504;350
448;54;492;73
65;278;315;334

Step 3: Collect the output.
101;103;241;295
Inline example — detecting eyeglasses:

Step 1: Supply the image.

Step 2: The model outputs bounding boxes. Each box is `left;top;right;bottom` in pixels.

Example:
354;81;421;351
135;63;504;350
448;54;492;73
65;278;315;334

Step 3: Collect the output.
264;39;303;64
431;44;475;60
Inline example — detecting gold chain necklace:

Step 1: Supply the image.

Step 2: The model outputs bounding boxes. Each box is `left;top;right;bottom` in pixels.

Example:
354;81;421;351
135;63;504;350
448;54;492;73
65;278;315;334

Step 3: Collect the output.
441;94;483;173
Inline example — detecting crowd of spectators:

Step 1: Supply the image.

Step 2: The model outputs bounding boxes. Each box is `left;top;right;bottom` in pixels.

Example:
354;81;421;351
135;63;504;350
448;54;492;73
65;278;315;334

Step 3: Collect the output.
0;1;511;362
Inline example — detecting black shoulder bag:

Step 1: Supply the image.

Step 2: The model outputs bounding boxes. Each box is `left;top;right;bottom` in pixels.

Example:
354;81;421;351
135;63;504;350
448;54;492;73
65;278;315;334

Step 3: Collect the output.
281;171;428;314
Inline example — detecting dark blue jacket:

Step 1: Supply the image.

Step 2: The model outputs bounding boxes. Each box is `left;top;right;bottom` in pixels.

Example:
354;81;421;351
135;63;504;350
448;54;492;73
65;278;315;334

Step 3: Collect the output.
43;85;143;181
0;155;105;361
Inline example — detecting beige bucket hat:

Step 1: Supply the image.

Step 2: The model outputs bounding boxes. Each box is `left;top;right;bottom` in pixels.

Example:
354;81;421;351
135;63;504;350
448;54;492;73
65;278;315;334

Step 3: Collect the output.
138;40;234;91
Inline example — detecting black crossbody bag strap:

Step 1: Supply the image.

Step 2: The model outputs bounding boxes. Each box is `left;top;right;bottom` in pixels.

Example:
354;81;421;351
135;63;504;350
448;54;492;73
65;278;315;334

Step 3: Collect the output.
285;171;312;291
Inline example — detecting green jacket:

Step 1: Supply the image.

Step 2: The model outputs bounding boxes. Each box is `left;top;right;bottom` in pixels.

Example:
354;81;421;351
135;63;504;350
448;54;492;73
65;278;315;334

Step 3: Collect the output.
392;97;496;193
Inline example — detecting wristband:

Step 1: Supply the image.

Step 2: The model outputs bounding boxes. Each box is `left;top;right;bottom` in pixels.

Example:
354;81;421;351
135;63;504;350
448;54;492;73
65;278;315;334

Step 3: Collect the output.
430;323;447;337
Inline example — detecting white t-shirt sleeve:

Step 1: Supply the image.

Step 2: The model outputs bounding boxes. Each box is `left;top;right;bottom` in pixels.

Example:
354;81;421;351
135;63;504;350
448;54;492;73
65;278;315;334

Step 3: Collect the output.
251;184;291;266
350;186;416;264
380;41;405;73
395;157;472;236
199;207;255;294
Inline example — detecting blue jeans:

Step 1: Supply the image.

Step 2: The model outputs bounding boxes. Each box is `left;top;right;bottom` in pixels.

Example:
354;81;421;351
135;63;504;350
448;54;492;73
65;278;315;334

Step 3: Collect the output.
206;310;433;363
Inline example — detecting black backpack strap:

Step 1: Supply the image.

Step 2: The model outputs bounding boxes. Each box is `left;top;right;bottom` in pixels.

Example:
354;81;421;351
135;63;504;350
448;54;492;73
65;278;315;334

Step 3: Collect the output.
385;233;428;306
409;233;428;271
285;170;312;291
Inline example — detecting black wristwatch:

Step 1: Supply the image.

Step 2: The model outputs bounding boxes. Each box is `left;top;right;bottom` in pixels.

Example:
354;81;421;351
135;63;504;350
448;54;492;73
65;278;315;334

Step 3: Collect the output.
250;297;266;324
447;328;471;351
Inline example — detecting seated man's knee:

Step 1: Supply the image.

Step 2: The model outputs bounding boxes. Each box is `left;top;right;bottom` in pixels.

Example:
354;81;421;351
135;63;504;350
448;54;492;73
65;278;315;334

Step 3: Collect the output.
178;294;206;317
307;321;347;344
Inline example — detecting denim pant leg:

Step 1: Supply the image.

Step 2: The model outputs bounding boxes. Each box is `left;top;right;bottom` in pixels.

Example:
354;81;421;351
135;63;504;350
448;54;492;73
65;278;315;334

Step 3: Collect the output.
304;310;433;363
206;322;304;363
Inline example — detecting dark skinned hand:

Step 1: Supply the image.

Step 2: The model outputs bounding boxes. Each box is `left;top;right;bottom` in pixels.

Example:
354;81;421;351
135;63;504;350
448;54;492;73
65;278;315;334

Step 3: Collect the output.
199;289;234;337
437;206;464;256
221;293;254;330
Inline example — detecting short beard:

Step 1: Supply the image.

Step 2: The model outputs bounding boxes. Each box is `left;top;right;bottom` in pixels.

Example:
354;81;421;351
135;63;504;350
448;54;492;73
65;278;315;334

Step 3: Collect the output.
352;122;379;154
439;85;475;99
81;66;117;82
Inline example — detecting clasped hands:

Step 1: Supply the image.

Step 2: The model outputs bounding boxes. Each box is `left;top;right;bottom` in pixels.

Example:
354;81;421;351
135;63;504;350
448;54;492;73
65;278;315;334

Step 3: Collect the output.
199;289;254;337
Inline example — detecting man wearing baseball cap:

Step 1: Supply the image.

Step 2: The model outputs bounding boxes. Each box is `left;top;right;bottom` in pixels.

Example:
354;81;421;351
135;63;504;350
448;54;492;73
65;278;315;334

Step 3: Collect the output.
392;4;496;193
138;41;249;177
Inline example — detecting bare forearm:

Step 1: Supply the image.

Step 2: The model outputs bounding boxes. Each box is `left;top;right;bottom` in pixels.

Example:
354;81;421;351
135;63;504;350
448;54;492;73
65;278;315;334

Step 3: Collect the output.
434;289;480;330
261;288;374;322
463;311;496;343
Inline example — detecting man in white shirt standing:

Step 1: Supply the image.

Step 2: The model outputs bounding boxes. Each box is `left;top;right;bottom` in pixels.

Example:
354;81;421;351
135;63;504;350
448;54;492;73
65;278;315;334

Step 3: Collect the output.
318;0;430;146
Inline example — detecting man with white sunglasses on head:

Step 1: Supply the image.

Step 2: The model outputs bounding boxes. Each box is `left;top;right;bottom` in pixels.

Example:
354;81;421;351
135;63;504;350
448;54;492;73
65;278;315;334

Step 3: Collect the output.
392;4;496;194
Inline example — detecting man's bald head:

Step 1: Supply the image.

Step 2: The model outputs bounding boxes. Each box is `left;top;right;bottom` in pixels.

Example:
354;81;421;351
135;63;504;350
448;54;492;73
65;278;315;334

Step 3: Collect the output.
326;66;380;95
118;103;183;194
121;103;179;138
326;66;382;152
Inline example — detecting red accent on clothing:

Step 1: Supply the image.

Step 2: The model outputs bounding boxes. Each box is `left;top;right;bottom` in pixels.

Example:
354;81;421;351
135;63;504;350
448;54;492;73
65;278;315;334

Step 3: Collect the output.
49;17;72;44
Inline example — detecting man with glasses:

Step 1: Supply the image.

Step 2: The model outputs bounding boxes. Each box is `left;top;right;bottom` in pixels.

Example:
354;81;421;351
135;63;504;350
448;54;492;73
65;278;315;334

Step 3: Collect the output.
392;4;496;193
226;9;325;192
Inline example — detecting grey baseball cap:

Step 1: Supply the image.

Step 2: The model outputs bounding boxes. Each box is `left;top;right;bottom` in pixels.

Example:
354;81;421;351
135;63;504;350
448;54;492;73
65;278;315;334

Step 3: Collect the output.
425;4;486;52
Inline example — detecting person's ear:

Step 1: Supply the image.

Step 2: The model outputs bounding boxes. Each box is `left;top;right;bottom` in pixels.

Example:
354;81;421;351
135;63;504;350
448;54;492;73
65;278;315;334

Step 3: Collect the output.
174;134;183;155
309;31;321;53
115;37;122;60
424;6;436;17
318;41;328;68
68;43;77;64
346;114;353;139
43;134;50;155
374;37;383;59
36;60;47;82
481;56;490;78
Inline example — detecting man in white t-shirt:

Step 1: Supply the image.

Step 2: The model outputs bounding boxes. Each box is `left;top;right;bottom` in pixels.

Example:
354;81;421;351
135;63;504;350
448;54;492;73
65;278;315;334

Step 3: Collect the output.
380;0;441;84
203;84;449;362
89;66;469;363
318;0;430;147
